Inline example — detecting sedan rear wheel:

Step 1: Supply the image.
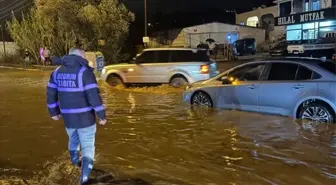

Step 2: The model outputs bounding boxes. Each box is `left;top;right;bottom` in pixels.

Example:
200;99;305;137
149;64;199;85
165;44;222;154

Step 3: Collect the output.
191;91;213;108
299;103;335;123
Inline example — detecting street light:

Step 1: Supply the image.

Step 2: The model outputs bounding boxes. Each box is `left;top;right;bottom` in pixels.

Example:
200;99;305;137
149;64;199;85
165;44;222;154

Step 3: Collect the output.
144;0;147;36
0;24;6;61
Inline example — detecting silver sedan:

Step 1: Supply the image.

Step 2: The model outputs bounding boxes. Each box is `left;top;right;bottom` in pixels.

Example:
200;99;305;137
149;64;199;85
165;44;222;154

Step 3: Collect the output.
183;58;336;123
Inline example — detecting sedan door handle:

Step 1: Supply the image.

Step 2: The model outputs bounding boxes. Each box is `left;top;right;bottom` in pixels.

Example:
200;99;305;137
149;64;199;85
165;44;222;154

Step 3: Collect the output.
247;85;255;89
292;84;304;89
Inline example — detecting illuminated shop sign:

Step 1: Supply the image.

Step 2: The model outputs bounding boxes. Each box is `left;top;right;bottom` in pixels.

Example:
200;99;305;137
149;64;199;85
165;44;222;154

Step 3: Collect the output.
275;7;336;26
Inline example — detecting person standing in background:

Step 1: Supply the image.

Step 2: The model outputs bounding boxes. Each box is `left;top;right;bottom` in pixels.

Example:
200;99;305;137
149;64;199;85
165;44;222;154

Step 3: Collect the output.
43;47;51;65
24;49;30;67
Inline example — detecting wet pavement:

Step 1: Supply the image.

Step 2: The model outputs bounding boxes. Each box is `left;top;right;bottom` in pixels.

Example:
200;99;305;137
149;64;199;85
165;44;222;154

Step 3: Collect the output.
0;68;336;185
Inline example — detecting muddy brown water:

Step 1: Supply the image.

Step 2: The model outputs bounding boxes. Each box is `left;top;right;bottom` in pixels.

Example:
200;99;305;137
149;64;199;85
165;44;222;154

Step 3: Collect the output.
0;69;335;185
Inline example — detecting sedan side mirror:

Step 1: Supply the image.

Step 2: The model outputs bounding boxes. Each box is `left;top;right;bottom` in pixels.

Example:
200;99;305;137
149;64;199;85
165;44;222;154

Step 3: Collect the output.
221;76;235;85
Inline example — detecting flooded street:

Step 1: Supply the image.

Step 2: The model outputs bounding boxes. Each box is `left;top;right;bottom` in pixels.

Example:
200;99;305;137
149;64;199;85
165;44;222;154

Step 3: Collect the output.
0;68;335;185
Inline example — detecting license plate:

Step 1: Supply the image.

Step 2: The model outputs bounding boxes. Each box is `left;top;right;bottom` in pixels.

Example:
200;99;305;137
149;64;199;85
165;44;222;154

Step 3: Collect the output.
293;51;299;54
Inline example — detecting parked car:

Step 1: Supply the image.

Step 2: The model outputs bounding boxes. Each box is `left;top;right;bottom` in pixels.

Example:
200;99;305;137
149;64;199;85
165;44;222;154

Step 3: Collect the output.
270;41;288;56
101;48;219;87
183;57;336;123
233;38;256;56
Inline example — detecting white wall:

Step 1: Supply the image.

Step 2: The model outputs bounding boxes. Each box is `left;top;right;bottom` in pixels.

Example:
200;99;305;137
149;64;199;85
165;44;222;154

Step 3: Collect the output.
0;42;19;54
238;26;266;44
236;6;278;27
271;26;286;40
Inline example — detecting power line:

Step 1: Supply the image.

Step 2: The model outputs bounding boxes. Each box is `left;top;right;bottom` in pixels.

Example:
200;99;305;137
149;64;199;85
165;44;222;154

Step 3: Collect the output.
0;0;24;12
0;0;28;16
0;2;32;20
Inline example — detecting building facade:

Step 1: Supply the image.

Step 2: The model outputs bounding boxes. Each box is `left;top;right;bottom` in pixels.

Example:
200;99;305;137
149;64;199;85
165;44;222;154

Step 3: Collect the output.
236;5;286;42
151;22;266;48
274;0;336;57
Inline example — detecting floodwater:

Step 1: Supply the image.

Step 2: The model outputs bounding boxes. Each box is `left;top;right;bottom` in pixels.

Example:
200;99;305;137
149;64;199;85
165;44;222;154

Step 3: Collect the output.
0;69;335;185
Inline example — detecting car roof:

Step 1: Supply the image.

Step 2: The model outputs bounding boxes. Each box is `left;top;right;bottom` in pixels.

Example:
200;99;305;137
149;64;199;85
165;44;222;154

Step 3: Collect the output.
143;48;207;52
256;57;335;64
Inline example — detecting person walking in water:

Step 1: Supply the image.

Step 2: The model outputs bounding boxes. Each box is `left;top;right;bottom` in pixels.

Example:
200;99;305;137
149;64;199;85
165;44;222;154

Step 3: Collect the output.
46;47;107;184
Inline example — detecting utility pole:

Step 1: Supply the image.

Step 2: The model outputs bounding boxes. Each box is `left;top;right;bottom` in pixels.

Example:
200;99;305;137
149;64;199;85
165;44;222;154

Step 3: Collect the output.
0;25;6;61
144;0;147;36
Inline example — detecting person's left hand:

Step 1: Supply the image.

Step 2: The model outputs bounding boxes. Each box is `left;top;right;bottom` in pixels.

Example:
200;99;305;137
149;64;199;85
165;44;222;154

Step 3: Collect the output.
51;115;61;121
99;119;107;126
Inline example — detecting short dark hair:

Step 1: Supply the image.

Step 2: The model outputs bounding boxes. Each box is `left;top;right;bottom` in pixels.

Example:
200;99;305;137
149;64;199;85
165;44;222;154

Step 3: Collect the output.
69;47;85;57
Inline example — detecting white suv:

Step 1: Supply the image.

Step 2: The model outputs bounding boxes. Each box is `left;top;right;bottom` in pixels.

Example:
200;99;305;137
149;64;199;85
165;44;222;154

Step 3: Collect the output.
101;48;219;87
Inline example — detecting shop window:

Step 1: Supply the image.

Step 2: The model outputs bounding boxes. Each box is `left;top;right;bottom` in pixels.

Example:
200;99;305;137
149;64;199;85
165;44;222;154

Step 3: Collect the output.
287;30;302;41
303;29;317;39
311;0;320;10
318;26;336;38
302;22;315;29
287;24;302;41
319;21;336;27
302;22;318;40
287;24;302;30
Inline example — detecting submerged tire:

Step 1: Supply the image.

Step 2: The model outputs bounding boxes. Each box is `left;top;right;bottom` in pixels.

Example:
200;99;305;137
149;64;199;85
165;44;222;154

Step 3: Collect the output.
191;91;213;108
299;102;335;123
106;75;124;87
170;76;188;88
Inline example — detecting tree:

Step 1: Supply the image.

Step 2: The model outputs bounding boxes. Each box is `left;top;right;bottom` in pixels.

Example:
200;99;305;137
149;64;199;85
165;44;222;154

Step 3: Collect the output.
7;0;134;63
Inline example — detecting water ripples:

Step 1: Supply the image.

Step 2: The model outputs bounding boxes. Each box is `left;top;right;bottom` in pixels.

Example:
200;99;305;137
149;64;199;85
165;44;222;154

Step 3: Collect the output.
0;69;335;185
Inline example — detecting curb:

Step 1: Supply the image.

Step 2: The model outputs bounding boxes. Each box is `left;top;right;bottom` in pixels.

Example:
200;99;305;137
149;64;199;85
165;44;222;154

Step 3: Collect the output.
0;65;40;71
0;65;103;80
0;65;55;71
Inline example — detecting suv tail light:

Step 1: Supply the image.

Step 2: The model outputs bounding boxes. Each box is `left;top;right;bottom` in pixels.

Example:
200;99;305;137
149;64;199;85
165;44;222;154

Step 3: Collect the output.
200;65;209;74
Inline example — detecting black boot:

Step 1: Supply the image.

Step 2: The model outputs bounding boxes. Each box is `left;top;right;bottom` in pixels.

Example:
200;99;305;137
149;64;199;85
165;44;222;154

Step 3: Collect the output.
69;150;81;167
80;157;94;185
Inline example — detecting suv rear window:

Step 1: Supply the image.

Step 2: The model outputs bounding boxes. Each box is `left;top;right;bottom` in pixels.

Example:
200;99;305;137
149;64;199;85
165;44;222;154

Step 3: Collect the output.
194;50;210;61
318;62;336;75
171;50;209;62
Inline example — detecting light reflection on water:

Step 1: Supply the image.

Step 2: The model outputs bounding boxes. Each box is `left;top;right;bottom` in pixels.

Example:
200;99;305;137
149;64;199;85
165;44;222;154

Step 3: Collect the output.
0;69;335;185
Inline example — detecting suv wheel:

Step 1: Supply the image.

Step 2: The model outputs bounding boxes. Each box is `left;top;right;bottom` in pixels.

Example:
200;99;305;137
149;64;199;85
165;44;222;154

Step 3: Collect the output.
106;75;124;87
170;76;188;88
299;103;335;123
191;91;213;108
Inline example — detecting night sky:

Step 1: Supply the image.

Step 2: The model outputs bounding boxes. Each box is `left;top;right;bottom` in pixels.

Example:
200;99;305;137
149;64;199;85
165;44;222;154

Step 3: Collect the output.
0;0;275;20
0;0;275;48
122;0;275;14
